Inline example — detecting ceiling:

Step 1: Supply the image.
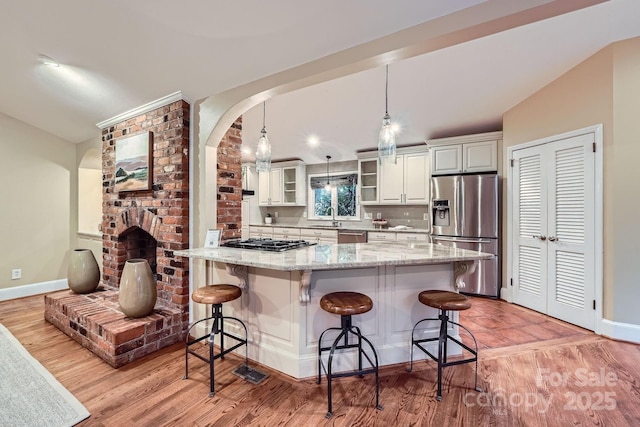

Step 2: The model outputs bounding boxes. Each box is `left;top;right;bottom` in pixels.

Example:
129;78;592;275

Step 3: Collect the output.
2;1;639;165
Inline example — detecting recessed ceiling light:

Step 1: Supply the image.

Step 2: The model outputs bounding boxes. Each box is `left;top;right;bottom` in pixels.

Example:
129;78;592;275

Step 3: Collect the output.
38;54;59;67
307;135;319;146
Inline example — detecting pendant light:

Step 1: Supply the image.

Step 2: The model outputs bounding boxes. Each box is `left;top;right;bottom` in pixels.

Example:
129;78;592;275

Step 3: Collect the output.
255;101;272;172
378;64;397;164
324;155;332;191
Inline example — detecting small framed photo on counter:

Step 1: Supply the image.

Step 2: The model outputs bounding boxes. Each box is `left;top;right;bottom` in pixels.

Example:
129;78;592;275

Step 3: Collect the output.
204;229;222;248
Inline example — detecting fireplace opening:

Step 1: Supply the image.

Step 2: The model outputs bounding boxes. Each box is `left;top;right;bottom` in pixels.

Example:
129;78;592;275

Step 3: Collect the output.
118;227;158;278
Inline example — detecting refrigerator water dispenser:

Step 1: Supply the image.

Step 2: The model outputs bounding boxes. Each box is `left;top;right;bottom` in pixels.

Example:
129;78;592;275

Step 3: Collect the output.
432;199;450;227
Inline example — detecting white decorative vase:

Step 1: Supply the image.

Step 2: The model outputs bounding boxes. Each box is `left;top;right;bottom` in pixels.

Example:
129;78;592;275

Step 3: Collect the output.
118;259;157;318
265;217;272;224
67;249;100;294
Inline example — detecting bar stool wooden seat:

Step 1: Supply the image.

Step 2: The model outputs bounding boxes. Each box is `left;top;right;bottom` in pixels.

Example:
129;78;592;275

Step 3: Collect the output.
317;291;383;418
184;284;248;397
408;290;480;401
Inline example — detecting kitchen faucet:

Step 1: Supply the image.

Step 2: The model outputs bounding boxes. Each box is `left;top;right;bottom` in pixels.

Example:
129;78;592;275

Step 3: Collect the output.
327;207;340;227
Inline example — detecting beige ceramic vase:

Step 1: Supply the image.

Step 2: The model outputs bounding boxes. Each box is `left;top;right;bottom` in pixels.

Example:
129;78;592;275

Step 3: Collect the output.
67;249;100;294
118;259;157;318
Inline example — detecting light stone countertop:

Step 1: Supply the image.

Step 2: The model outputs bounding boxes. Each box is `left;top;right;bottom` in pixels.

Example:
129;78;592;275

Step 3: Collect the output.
249;223;431;234
174;242;492;271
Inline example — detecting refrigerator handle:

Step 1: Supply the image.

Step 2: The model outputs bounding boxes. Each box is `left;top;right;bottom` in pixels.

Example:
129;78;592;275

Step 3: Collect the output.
457;177;464;229
433;236;492;244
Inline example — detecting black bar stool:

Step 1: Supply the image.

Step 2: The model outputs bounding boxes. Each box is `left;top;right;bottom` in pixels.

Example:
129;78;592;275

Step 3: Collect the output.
183;284;248;397
317;291;383;418
408;290;480;400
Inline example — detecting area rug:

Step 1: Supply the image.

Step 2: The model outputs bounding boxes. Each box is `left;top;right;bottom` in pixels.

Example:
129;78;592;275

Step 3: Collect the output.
0;324;90;426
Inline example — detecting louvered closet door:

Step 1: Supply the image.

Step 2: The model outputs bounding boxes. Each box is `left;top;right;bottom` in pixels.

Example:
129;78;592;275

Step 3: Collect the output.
546;134;595;330
513;145;548;313
512;133;595;330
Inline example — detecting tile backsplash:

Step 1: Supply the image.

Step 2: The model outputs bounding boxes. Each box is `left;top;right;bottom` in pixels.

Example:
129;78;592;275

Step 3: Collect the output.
261;205;429;229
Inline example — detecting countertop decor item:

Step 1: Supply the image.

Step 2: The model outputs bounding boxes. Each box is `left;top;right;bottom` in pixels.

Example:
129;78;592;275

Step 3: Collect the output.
67;249;100;294
265;213;273;224
118;259;157;318
372;219;388;229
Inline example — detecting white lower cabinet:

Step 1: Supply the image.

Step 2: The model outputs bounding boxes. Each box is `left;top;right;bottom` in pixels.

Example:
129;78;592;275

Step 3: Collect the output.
368;231;397;242
249;226;273;239
300;228;338;244
396;233;428;242
272;227;301;241
249;226;429;245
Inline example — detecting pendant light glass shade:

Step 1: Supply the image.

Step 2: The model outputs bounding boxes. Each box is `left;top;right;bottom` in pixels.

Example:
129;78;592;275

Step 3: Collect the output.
255;102;272;172
378;65;397;164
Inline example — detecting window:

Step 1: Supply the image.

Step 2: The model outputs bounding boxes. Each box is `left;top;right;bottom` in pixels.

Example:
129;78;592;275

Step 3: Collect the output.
309;172;359;220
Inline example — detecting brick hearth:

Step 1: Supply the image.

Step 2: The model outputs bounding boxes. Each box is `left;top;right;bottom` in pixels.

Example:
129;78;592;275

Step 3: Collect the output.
44;287;182;368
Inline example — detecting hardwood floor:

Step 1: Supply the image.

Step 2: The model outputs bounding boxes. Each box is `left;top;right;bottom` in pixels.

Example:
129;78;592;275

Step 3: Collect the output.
1;294;639;426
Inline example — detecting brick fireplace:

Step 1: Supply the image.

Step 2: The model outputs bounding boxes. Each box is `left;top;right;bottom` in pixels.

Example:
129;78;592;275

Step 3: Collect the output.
45;99;192;367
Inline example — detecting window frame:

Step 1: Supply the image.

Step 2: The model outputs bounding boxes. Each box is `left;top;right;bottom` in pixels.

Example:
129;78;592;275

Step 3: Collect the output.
307;170;360;221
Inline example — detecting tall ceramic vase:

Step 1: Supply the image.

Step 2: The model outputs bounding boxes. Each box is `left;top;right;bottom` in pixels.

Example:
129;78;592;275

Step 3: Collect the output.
68;249;100;294
118;259;157;318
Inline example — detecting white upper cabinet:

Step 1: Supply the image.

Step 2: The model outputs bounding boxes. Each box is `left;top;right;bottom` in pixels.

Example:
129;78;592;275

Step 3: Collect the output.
258;168;283;205
358;157;379;205
403;151;430;204
379;146;429;205
258;160;306;206
430;145;463;175
463;140;498;173
429;131;501;176
282;163;307;205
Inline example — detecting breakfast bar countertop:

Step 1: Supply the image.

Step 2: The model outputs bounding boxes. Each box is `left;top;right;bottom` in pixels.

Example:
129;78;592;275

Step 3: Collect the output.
174;241;492;272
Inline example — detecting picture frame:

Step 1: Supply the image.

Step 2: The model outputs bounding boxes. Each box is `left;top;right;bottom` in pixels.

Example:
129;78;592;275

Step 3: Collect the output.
204;229;222;248
115;131;153;192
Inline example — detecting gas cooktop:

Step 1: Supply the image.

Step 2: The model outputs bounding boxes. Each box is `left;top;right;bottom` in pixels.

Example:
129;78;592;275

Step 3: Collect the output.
222;238;316;252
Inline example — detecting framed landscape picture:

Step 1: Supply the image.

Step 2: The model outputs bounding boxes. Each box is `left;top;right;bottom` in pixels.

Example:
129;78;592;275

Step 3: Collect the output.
115;131;153;192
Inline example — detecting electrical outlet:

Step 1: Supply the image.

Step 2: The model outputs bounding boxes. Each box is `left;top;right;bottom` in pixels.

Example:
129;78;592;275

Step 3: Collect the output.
364;212;372;220
11;269;21;280
423;213;429;220
376;212;382;220
274;212;278;218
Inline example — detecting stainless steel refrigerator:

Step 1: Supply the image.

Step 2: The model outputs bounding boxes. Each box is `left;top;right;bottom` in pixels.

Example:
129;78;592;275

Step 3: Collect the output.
430;173;500;298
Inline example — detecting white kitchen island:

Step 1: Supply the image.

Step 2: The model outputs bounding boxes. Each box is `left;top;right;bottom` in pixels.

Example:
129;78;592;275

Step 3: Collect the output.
175;242;492;379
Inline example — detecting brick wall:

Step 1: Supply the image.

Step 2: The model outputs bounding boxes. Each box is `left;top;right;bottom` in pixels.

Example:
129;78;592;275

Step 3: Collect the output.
100;99;190;319
217;116;243;241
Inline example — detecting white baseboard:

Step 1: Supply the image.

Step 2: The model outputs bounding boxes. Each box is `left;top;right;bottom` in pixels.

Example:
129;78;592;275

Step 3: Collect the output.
599;319;640;344
0;279;68;301
500;286;512;302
